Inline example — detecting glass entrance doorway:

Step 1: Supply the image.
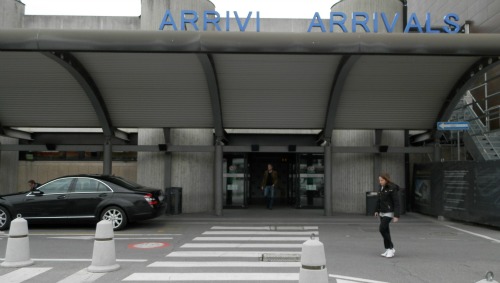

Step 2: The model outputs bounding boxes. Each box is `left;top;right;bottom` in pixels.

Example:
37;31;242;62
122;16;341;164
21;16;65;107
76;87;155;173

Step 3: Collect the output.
296;153;325;208
223;152;325;209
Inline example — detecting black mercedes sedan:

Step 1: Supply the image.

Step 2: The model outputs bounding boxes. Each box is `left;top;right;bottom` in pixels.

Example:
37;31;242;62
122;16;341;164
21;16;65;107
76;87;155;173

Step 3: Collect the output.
0;175;167;231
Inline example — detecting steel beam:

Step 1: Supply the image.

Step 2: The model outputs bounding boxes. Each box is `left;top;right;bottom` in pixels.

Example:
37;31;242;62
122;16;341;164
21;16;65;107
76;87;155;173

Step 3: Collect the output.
322;55;360;142
3;30;500;55
197;54;226;143
43;51;123;140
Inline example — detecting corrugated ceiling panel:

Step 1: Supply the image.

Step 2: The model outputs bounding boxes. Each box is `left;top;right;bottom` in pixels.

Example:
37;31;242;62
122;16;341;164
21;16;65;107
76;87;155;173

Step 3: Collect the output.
215;54;342;129
75;53;212;128
0;52;99;127
334;55;480;130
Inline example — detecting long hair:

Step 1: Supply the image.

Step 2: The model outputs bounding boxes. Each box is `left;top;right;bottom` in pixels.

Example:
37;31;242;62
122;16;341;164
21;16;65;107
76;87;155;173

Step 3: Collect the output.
379;173;391;183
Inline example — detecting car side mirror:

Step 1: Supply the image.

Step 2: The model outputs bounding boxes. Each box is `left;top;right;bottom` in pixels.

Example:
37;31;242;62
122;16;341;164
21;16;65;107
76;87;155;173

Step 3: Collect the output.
31;190;44;196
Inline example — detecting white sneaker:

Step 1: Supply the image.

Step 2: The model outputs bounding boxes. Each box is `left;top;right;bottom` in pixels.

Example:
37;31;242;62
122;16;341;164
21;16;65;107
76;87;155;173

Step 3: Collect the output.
385;248;395;258
381;249;389;257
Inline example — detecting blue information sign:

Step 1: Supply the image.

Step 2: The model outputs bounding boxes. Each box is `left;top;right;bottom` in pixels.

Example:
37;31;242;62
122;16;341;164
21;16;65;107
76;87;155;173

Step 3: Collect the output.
437;122;469;131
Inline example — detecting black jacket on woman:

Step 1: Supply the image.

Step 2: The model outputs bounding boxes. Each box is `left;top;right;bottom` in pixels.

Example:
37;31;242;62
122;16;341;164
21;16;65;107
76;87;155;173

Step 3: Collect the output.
375;182;401;218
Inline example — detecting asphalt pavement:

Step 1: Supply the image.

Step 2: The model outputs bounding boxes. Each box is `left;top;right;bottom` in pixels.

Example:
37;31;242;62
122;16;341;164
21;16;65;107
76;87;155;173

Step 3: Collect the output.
0;207;499;283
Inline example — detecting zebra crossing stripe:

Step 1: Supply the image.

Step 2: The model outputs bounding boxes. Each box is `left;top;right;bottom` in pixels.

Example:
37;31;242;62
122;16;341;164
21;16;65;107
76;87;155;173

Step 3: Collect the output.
166;251;299;257
330;274;390;283
148;261;300;267
193;236;312;241
210;226;318;230
0;267;51;283
56;268;106;283
123;272;299;281
181;243;303;248
203;231;318;235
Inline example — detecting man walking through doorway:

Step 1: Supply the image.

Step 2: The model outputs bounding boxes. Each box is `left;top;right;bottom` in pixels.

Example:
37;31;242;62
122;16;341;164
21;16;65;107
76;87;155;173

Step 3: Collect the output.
261;164;278;210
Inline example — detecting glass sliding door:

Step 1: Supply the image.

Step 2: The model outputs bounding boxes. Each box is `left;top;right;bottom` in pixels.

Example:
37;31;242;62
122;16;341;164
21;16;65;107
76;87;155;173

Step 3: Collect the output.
296;154;324;208
223;154;247;208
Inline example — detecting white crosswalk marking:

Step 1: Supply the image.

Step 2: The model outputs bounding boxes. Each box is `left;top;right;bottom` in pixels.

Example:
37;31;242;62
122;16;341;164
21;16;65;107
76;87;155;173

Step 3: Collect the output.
331;274;390;283
166;251;299;257
181;243;303;248
210;226;318;230
123;225;387;283
148;261;301;267
0;267;51;283
203;230;318;235
123;225;308;282
123;273;299;281
56;268;106;283
193;236;312;241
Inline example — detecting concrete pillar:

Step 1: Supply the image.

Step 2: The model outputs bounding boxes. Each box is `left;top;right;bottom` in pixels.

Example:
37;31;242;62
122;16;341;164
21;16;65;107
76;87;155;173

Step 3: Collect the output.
0;0;24;28
137;129;166;190
0;137;19;195
434;137;442;162
323;144;332;216
215;143;223;216
140;0;215;31
163;128;172;189
103;137;112;175
373;129;383;190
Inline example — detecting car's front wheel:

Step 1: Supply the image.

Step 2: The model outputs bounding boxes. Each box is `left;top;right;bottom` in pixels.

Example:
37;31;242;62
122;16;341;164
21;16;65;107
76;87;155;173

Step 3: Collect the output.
100;206;127;231
0;206;11;231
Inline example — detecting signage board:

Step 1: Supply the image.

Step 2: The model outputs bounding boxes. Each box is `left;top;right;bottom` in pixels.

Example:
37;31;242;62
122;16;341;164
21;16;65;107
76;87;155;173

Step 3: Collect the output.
437;122;470;131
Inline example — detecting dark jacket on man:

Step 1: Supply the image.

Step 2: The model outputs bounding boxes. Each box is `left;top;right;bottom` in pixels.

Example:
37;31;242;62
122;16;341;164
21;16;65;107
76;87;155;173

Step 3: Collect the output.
261;170;278;188
376;182;401;218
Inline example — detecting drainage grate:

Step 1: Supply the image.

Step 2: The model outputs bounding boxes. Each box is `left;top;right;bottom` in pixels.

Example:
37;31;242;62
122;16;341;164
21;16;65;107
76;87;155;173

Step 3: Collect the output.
260;253;301;262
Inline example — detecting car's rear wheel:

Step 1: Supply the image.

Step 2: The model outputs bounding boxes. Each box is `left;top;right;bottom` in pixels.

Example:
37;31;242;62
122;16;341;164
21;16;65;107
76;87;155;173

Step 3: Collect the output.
0;206;11;231
100;206;127;231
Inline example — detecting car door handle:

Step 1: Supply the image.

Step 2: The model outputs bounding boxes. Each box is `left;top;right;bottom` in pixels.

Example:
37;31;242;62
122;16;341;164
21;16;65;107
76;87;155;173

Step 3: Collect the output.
57;195;66;199
98;193;108;197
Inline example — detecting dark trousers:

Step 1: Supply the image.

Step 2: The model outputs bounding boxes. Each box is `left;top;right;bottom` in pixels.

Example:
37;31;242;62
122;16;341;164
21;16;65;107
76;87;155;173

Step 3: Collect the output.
379;216;394;249
263;186;275;209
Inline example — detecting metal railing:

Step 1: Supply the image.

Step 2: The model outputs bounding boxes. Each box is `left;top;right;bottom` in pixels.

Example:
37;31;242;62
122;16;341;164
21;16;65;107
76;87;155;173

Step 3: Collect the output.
448;75;500;160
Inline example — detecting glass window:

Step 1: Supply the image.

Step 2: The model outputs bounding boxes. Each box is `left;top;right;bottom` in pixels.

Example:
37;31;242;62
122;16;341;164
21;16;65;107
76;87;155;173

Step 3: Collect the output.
74;178;110;193
38;178;73;194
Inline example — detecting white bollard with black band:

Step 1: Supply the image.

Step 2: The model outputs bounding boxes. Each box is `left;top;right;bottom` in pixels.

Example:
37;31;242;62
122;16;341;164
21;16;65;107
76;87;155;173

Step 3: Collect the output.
1;216;34;268
299;233;333;283
87;220;120;273
476;271;498;283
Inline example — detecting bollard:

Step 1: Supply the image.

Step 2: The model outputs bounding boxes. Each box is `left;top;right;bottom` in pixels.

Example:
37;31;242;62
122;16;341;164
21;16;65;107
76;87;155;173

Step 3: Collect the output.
1;217;34;268
476;271;498;283
87;220;120;273
299;233;333;283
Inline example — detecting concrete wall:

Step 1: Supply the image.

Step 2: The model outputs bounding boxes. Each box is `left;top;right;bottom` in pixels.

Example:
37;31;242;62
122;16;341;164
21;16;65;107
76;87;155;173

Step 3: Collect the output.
0;137;19;195
23;15;140;30
17;161;137;191
171;129;214;213
332;0;403;33
141;0;215;31
221;18;327;33
136;129;166;190
136;129;214;213
0;0;24;28
331;130;405;213
408;0;500;33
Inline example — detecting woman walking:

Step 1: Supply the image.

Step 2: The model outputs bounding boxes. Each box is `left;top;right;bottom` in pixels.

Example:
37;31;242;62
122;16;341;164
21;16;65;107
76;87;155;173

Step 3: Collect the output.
374;173;401;258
